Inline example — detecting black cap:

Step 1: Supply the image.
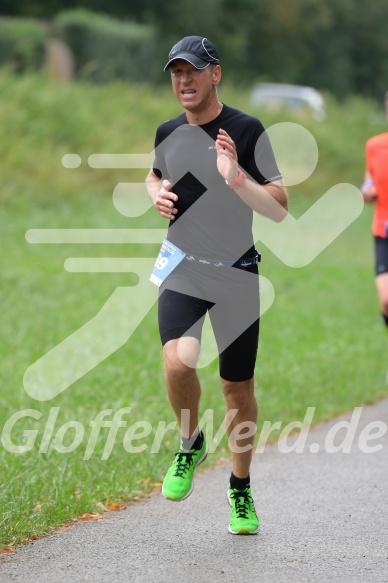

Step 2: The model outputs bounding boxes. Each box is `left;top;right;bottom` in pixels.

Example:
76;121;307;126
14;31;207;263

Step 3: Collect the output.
164;36;219;72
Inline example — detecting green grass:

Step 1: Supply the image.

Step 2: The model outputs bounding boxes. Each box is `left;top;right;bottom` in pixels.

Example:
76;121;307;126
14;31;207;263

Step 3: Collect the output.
1;71;387;548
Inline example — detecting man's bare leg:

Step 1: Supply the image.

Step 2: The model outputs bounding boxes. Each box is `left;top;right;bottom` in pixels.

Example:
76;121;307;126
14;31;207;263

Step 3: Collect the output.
376;273;388;325
221;377;257;477
161;337;207;501
163;337;201;439
222;376;260;534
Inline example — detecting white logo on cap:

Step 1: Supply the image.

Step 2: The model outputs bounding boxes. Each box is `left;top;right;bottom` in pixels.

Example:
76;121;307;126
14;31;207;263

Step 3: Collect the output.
202;38;218;61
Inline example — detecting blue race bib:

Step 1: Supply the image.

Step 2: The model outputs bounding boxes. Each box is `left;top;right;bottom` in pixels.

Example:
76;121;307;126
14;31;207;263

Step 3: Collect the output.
150;239;186;286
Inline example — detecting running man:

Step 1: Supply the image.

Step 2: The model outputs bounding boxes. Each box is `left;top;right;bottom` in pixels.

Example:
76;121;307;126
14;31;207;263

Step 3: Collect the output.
361;92;388;346
146;36;288;534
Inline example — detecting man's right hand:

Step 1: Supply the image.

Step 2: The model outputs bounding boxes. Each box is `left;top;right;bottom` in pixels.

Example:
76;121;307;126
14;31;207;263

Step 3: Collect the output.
155;180;179;220
361;184;377;204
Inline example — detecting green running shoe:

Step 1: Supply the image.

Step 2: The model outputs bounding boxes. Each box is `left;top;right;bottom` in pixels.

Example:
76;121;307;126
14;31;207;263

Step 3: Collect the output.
162;438;207;502
228;486;260;535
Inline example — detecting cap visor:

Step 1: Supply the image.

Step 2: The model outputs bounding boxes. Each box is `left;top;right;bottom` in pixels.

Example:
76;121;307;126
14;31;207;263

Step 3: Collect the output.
164;53;209;72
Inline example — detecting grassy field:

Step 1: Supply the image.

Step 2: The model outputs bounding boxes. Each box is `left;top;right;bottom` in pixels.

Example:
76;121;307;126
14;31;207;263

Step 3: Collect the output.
1;71;387;548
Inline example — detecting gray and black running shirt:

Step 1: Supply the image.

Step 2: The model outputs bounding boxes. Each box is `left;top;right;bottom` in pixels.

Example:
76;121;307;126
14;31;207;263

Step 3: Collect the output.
152;103;281;261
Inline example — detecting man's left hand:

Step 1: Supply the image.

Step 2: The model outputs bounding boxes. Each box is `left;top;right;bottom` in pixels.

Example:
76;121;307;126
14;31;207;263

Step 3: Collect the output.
216;128;239;183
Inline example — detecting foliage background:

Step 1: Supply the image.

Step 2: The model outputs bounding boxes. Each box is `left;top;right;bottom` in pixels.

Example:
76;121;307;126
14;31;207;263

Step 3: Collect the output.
0;0;388;98
1;0;388;550
0;71;387;547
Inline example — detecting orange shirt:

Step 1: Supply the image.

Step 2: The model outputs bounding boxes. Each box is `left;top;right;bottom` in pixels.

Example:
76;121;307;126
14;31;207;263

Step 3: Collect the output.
366;132;388;237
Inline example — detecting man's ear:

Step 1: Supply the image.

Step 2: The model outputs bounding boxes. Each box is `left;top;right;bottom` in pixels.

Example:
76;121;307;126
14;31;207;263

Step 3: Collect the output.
213;64;222;86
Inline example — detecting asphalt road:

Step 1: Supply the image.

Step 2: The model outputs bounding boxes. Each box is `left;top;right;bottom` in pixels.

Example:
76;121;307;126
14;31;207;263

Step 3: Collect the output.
1;399;387;583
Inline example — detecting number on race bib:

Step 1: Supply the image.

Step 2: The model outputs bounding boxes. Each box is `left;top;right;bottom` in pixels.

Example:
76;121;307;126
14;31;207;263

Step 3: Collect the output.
150;239;187;286
155;254;169;270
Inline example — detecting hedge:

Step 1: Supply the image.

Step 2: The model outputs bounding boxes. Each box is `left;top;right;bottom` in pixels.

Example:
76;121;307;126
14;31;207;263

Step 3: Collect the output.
54;9;157;83
0;17;48;72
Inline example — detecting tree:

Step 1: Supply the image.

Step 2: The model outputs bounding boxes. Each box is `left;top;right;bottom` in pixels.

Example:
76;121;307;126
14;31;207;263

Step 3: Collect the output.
1;0;388;98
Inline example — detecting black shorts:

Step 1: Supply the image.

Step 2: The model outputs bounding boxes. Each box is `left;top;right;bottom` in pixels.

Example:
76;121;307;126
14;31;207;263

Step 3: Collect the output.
158;260;260;382
375;236;388;276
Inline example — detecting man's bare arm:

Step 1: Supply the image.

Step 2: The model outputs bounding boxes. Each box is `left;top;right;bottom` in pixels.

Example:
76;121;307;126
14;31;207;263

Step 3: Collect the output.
360;169;377;204
234;178;288;223
216;128;288;222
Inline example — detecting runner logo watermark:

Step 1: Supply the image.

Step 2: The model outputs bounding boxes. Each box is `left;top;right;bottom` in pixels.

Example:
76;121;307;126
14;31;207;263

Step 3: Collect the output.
23;122;363;402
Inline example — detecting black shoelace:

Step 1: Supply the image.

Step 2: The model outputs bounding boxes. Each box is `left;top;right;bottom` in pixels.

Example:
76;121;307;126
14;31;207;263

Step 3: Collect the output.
230;488;253;519
173;451;195;477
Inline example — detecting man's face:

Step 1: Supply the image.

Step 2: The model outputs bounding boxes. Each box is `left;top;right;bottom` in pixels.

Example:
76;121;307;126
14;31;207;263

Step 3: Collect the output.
169;59;221;112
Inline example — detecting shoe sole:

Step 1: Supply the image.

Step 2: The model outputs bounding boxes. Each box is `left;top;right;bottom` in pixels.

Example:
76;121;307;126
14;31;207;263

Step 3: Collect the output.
228;525;259;535
227;490;259;535
162;446;208;502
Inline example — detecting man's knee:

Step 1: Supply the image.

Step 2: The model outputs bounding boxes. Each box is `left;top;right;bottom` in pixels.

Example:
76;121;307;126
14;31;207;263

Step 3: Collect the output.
221;378;255;409
163;337;200;379
379;296;388;320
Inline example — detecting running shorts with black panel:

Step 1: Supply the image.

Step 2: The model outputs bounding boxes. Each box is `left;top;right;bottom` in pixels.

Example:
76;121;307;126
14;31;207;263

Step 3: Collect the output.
375;236;388;276
158;259;260;382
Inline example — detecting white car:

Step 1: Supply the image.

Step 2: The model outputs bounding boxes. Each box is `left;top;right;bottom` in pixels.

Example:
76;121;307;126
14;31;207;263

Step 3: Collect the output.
250;82;326;121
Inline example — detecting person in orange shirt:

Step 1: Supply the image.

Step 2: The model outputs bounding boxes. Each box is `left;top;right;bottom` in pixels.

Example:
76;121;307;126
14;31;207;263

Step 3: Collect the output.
361;92;388;339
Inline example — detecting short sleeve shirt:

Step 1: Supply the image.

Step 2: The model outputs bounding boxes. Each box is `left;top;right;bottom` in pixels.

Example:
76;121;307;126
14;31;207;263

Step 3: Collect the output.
366;132;388;238
152;103;282;260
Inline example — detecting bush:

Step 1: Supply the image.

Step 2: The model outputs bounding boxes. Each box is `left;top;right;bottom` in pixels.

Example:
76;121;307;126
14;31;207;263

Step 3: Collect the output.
54;9;157;83
0;17;48;72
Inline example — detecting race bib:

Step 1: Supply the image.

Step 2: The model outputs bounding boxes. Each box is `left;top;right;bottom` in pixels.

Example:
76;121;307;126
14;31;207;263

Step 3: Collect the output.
150;239;186;286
